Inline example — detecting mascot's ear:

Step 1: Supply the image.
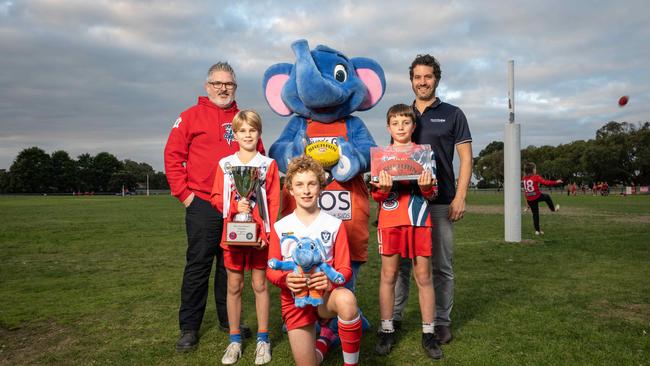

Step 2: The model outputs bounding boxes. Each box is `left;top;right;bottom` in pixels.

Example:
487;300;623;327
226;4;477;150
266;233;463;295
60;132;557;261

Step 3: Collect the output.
352;57;386;111
263;63;293;116
314;238;327;260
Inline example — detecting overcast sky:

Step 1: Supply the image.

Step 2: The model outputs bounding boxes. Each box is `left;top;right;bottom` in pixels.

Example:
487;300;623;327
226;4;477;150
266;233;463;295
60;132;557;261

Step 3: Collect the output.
1;0;648;171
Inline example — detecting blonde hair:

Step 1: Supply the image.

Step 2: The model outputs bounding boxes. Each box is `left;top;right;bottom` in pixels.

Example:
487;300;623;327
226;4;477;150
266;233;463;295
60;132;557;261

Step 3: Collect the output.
232;110;262;134
284;155;327;191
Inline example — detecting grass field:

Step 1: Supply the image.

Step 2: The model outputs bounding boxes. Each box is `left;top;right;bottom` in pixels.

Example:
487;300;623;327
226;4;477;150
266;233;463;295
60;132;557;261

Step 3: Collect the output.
1;193;649;365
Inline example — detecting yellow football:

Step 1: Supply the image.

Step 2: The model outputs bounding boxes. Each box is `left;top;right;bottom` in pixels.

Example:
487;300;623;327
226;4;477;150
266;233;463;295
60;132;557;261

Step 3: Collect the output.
305;141;340;168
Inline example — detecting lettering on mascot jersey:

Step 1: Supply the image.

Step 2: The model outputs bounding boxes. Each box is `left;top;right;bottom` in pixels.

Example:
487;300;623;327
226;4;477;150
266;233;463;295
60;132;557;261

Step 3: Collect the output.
318;190;351;221
308;136;338;145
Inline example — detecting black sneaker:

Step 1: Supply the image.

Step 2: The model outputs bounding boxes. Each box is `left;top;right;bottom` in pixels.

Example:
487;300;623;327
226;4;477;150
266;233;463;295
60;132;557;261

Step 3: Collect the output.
422;332;443;360
375;331;396;356
434;325;453;344
176;330;198;352
219;323;252;339
393;320;402;331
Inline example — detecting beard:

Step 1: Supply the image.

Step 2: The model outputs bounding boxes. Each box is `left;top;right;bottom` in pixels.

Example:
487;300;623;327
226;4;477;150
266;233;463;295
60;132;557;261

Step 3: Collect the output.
211;93;234;108
414;84;436;101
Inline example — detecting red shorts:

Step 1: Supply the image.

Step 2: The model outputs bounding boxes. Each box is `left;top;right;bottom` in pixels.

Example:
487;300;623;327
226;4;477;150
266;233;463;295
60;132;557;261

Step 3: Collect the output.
377;226;432;258
280;292;320;331
223;246;268;271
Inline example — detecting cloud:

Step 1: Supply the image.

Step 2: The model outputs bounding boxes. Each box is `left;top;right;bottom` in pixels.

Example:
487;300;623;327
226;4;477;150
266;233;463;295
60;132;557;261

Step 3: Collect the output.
1;0;649;172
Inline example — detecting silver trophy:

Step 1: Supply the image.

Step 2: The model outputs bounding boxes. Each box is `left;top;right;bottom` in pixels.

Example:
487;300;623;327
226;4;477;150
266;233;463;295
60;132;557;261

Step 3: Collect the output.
225;165;261;246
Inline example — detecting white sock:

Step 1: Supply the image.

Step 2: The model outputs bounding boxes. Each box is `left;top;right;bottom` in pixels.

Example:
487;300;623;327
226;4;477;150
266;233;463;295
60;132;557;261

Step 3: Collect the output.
380;319;394;333
422;321;435;334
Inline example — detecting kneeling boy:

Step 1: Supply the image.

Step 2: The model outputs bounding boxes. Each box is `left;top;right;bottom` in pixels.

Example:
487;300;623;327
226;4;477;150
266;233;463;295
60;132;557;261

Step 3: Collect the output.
267;156;362;366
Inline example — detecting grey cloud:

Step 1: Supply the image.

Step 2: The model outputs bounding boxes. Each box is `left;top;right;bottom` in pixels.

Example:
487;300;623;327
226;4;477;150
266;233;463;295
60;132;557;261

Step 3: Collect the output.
1;0;648;171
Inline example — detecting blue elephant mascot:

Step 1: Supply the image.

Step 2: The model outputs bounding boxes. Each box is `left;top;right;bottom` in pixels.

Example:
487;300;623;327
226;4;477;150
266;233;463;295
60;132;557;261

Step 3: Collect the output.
268;235;345;308
264;38;385;269
263;38;383;349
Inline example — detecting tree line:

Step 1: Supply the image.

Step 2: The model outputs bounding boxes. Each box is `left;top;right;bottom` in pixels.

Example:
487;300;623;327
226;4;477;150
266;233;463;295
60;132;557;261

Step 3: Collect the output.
474;121;650;188
2;120;648;193
0;147;169;194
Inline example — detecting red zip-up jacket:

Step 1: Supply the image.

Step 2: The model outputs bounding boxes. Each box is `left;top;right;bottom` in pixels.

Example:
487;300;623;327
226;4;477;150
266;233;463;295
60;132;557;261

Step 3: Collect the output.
164;97;265;203
522;174;561;201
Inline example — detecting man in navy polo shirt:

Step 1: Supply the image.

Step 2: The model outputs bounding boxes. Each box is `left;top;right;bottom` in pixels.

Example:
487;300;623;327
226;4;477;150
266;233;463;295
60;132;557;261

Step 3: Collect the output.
392;54;473;346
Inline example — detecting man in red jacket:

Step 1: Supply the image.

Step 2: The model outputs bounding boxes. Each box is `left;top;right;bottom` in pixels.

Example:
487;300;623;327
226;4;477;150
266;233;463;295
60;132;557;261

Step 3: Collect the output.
522;162;562;235
164;62;263;352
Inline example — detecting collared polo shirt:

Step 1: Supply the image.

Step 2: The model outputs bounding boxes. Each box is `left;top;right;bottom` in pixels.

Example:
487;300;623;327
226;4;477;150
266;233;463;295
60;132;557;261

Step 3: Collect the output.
412;98;472;204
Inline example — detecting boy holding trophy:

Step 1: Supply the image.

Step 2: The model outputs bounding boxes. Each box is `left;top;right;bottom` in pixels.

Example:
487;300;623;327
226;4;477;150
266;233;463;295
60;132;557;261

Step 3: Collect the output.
211;110;280;365
370;104;442;359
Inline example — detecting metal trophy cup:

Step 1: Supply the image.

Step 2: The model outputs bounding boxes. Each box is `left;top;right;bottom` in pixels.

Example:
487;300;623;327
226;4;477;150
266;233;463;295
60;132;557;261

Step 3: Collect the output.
224;166;260;246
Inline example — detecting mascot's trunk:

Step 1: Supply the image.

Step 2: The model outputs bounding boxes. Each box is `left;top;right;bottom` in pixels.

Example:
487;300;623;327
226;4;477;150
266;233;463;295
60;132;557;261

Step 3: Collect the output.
292;40;346;109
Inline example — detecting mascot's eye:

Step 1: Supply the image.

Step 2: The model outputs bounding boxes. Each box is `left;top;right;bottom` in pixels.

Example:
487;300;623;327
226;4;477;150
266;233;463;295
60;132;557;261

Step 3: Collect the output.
334;64;347;82
310;243;315;250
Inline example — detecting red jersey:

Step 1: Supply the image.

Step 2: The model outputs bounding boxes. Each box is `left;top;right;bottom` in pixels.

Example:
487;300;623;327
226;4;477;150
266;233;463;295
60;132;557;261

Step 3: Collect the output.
372;181;437;229
211;152;280;247
267;211;352;297
522;174;561;201
163;97;264;203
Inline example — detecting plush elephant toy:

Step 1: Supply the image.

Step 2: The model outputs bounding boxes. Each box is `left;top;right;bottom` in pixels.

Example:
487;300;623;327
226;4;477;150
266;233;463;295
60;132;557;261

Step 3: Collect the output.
264;39;386;264
268;235;345;308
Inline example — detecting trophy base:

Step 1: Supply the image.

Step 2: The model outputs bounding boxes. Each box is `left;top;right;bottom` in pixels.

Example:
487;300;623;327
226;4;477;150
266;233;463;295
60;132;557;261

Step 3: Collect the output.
224;222;260;246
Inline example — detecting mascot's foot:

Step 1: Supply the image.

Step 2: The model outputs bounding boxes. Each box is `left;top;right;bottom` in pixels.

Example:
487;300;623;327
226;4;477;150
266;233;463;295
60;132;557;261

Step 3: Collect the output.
295;297;308;308
361;313;371;331
308;297;324;307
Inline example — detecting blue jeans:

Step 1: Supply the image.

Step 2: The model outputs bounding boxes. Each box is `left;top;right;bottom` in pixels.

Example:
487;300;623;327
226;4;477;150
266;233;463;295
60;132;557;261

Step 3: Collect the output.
392;204;454;326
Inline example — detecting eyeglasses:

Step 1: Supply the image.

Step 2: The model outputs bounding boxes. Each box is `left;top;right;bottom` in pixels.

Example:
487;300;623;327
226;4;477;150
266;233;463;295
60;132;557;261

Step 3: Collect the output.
207;81;237;90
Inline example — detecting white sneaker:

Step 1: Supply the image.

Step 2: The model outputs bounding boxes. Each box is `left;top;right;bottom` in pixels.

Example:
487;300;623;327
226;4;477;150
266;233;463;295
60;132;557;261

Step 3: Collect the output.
222;342;242;365
555;204;560;212
254;340;272;365
535;230;545;235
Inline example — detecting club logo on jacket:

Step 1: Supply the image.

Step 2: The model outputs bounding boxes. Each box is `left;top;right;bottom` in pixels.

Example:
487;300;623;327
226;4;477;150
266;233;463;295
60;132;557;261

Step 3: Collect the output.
429;118;445;123
172;117;182;128
222;122;234;145
320;231;331;243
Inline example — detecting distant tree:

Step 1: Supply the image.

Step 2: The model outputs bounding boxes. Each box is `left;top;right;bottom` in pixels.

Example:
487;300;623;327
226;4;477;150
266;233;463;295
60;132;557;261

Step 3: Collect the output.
149;171;170;190
122;159;155;184
595;121;635;139
478;141;504;157
76;153;95;192
474;141;504;188
0;169;9;193
555;140;589;183
585;121;640;184
51;150;77;193
109;170;138;192
8;147;53;193
92;152;123;192
631;122;650;185
3;147;172;193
